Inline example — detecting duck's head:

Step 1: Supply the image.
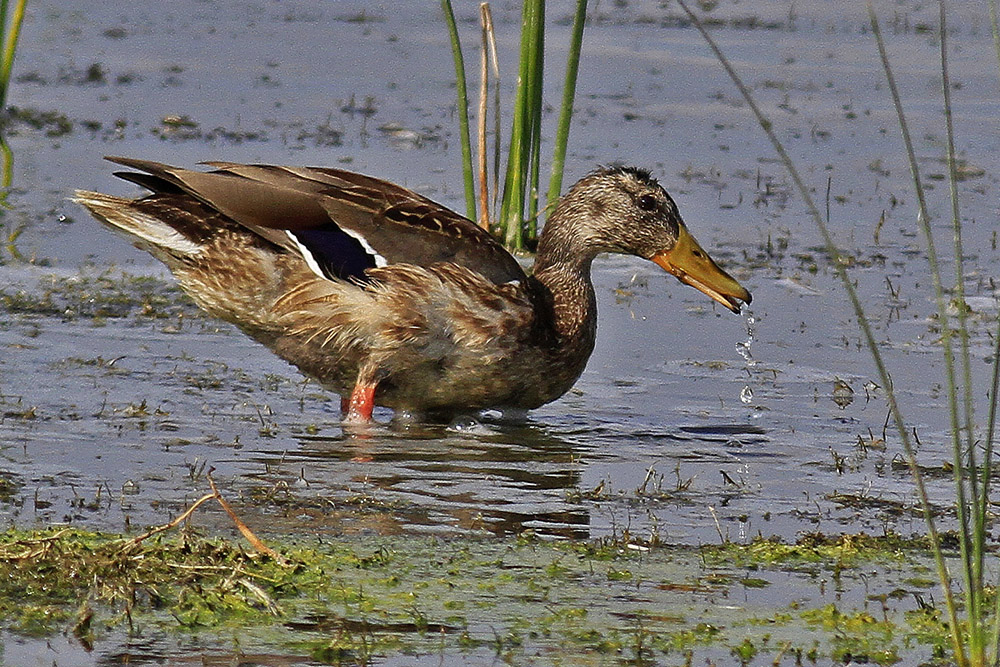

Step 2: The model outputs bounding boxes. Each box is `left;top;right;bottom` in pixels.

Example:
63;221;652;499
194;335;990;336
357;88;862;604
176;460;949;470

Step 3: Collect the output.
542;165;752;313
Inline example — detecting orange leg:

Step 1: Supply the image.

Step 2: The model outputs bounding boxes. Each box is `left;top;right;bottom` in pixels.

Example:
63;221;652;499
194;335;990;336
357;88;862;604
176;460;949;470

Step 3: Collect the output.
343;382;377;423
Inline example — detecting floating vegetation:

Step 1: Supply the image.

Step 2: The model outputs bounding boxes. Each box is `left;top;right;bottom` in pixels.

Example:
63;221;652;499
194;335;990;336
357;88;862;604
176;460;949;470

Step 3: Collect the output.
57;62;107;85
0;106;73;136
151;114;267;143
0;270;201;320
701;531;938;570
0;524;961;663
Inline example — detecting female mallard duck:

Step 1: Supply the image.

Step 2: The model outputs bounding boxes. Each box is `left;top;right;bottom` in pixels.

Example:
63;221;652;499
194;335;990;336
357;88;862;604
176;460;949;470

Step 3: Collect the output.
75;158;751;422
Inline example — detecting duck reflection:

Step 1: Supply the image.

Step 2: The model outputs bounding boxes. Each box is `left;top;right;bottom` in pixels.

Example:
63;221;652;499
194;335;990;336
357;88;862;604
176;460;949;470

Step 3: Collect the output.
236;414;768;540
249;418;592;539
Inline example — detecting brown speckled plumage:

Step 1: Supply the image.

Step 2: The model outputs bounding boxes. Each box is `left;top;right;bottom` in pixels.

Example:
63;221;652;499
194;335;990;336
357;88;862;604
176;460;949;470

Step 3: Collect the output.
75;158;751;420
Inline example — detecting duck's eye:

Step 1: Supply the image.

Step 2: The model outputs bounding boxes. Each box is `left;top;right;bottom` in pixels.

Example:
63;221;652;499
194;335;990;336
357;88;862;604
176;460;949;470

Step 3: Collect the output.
637;194;658;211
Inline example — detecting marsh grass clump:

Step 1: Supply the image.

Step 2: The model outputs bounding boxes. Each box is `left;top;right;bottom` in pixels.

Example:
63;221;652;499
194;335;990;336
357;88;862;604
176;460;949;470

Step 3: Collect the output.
441;0;588;250
0;527;294;636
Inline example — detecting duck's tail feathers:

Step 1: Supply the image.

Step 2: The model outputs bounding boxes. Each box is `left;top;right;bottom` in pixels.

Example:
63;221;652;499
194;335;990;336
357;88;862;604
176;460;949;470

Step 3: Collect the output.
72;190;203;259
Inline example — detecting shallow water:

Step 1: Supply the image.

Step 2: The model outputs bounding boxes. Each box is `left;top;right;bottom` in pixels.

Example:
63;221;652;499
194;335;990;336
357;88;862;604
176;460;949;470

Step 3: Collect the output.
0;0;998;663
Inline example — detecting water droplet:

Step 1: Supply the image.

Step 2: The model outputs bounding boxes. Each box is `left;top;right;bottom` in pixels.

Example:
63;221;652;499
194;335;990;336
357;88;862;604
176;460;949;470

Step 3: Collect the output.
737;310;758;406
736;309;758;367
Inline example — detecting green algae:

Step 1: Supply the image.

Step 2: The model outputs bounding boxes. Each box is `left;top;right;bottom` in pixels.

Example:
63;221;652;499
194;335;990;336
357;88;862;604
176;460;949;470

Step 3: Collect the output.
701;531;930;569
0;526;961;664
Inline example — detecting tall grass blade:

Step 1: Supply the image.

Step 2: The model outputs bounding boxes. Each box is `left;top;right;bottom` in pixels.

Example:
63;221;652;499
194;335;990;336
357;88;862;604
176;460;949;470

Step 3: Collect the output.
987;0;1000;659
871;4;977;662
675;0;968;661
546;0;588;210
868;0;977;627
0;0;26;110
938;3;985;658
441;0;477;220
867;5;965;485
988;313;1000;662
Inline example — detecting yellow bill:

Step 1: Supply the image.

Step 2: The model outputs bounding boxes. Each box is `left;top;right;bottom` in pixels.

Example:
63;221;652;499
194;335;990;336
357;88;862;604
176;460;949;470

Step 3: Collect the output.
651;226;751;314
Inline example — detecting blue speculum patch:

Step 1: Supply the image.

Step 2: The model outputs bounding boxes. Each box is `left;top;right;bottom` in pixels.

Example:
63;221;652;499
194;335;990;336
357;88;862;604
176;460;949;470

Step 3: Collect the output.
291;228;378;283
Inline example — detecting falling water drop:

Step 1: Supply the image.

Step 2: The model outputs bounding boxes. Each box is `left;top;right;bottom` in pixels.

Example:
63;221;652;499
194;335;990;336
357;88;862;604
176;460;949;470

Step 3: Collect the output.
736;313;757;366
737;310;758;410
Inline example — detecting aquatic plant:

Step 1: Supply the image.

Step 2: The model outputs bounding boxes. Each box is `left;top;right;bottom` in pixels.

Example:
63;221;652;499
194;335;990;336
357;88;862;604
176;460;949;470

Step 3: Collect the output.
0;0;26;251
440;0;476;218
0;0;27;112
441;0;588;251
677;1;1000;664
0;522;944;661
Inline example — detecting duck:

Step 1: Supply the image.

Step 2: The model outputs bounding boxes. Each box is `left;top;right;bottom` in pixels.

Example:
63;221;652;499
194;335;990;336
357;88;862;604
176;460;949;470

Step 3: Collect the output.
75;157;751;423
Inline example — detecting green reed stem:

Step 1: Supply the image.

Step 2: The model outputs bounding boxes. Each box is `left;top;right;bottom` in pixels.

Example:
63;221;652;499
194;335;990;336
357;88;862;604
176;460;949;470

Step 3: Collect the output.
546;0;588;211
0;1;9;84
499;2;530;248
525;0;545;240
500;0;544;250
0;0;26;110
677;1;968;662
441;0;477;220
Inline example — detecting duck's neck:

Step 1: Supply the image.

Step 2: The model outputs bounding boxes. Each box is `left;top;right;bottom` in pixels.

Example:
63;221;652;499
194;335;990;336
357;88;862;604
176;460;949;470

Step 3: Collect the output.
531;231;600;347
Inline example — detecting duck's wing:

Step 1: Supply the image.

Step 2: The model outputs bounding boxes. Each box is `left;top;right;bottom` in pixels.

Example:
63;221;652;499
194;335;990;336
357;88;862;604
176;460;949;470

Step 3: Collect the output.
105;156;526;286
